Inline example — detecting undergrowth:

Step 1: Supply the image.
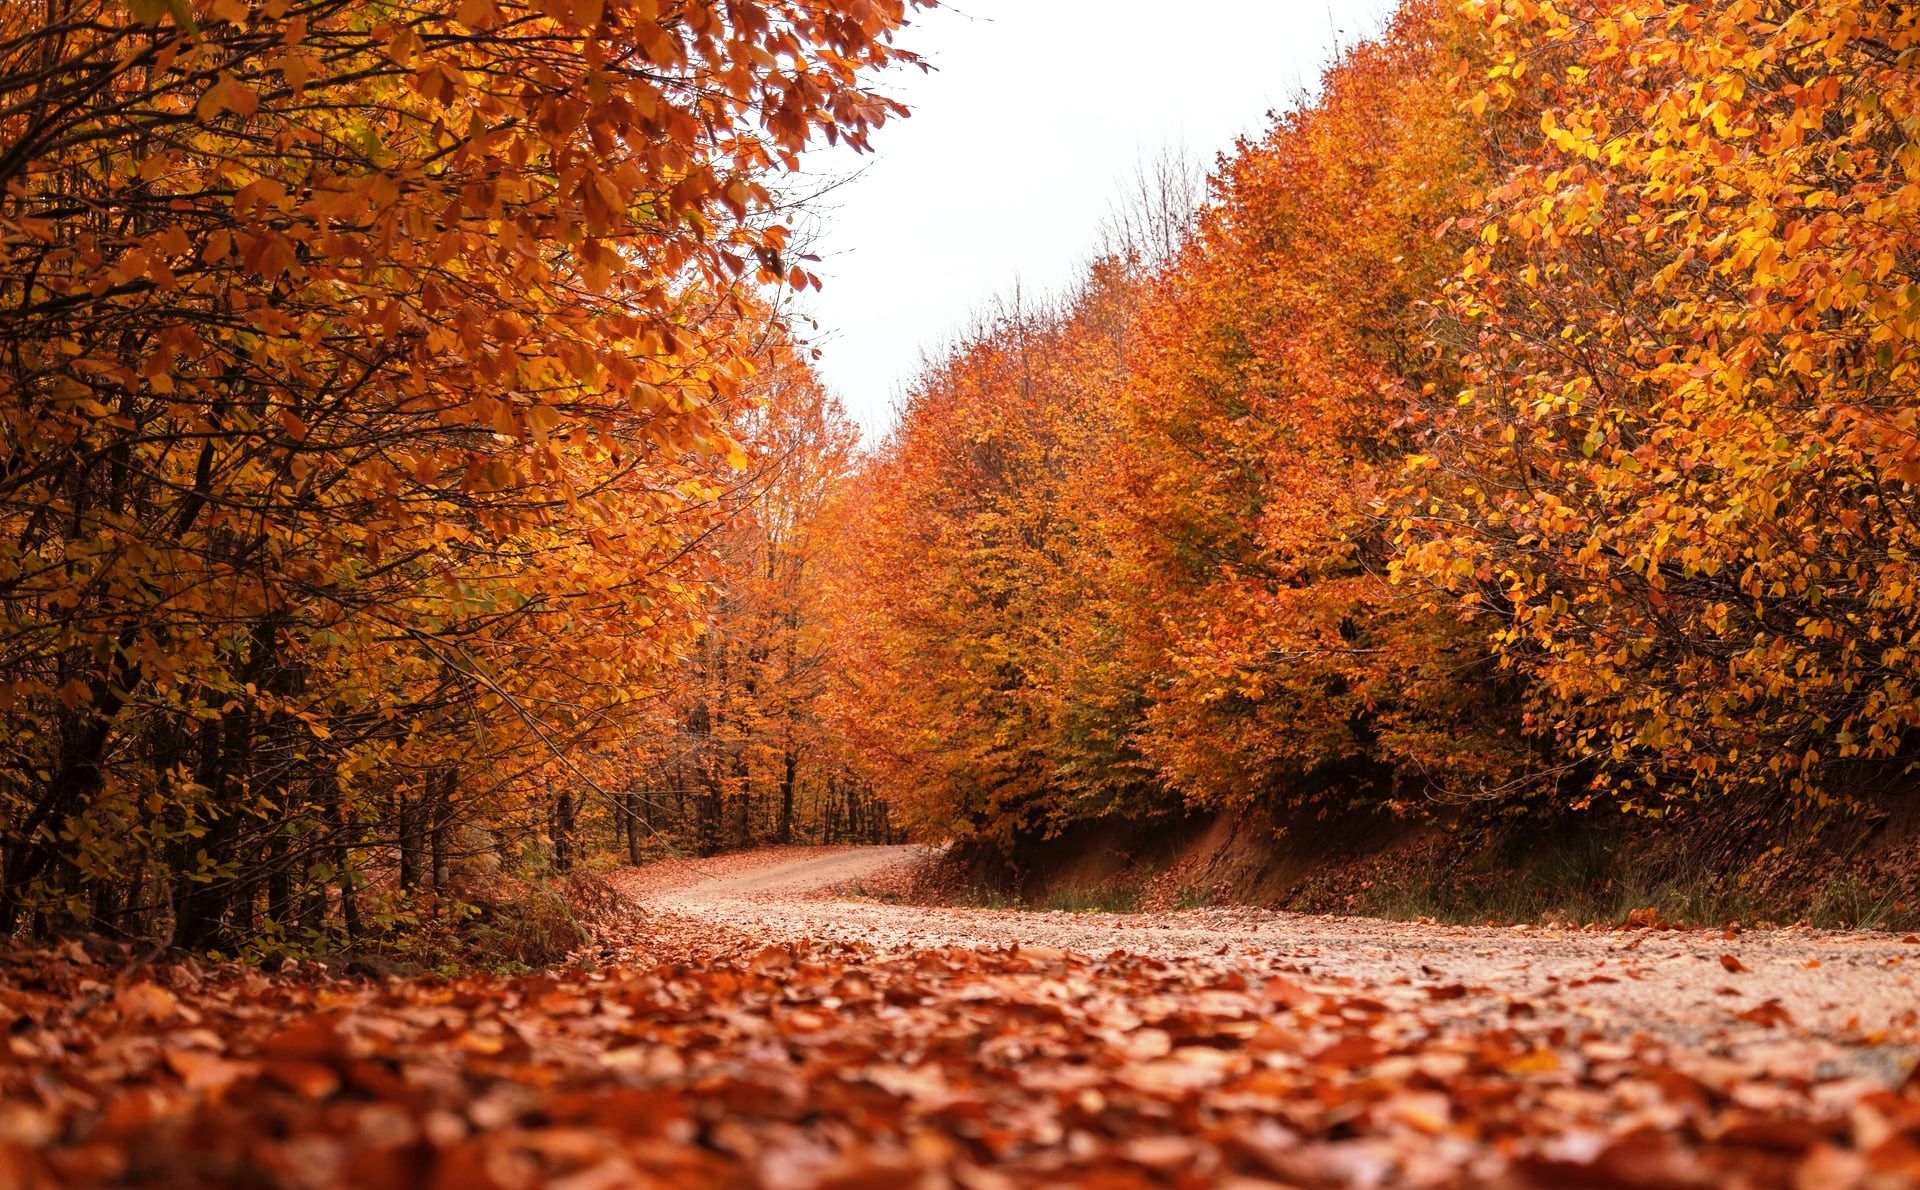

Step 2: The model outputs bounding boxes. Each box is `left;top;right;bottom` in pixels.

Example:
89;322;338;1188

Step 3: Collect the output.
911;820;1920;931
936;879;1143;914
1341;836;1918;930
241;854;617;975
1036;885;1142;914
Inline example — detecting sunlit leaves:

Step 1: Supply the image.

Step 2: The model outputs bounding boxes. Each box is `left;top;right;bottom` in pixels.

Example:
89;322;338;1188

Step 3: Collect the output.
1113;0;1532;810
1405;0;1920;805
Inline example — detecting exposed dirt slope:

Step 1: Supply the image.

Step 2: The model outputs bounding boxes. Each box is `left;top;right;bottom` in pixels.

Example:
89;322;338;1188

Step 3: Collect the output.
910;803;1920;930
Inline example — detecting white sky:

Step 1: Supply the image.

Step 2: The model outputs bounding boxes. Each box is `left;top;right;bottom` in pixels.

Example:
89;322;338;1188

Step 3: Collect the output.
789;0;1404;438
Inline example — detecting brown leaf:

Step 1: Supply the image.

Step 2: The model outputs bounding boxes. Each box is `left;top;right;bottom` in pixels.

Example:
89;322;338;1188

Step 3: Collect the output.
262;1059;341;1100
1262;976;1312;1007
1736;999;1795;1028
750;945;793;974
114;982;178;1022
164;1049;255;1092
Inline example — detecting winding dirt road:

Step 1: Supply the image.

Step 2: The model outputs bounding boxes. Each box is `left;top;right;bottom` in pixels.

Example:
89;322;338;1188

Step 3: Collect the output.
628;845;1920;1085
14;845;1920;1186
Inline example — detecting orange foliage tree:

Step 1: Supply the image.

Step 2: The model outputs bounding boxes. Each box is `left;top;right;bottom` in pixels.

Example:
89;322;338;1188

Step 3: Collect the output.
1109;2;1532;813
821;268;1150;843
614;352;898;858
1400;0;1920;809
0;0;919;948
822;3;1541;846
827;0;1920;845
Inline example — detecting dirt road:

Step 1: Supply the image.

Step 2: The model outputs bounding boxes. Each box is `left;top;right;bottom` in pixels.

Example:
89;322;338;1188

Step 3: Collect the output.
612;849;1920;1183
627;845;1920;1084
14;845;1920;1186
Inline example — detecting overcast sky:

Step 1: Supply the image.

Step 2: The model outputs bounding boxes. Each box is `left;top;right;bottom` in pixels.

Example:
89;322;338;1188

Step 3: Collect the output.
788;0;1404;438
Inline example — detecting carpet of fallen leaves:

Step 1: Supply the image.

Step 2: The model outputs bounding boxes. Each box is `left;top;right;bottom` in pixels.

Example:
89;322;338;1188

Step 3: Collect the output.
4;848;1920;1188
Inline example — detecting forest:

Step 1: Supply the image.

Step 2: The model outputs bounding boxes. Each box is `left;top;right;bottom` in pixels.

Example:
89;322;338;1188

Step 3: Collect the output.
6;0;1920;950
834;0;1920;862
5;1;1920;1184
0;0;910;958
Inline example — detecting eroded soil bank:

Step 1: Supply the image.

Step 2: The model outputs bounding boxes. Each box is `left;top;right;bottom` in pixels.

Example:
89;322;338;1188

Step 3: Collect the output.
893;799;1920;932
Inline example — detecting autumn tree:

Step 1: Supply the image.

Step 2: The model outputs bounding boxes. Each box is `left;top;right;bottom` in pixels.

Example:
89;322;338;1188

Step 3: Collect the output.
0;0;920;948
820;263;1158;844
820;3;1543;847
1105;0;1535;814
610;348;897;858
1400;0;1920;809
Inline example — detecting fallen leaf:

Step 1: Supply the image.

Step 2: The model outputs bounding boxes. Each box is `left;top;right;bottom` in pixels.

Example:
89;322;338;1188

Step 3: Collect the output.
1736;999;1795;1028
115;982;178;1022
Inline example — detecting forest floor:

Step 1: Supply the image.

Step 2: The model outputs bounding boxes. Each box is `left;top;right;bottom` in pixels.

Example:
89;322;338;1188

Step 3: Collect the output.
6;845;1920;1187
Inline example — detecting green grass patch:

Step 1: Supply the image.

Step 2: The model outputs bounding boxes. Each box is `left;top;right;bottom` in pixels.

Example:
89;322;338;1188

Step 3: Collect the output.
1036;884;1141;914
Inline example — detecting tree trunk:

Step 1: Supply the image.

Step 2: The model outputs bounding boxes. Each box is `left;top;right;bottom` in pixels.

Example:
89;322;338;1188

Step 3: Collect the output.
734;746;752;848
777;747;797;845
267;828;292;928
0;698;119;933
553;790;575;872
397;787;421;892
173;703;251;952
320;775;359;943
430;808;448;895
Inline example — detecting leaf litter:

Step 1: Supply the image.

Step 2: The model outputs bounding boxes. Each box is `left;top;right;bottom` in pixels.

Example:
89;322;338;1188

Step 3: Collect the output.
2;848;1918;1188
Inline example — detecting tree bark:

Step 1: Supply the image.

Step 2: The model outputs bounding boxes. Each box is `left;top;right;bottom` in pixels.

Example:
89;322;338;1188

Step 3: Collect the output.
553;790;575;872
430;769;452;895
397;786;422;892
777;746;797;845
